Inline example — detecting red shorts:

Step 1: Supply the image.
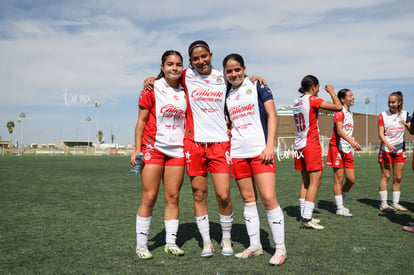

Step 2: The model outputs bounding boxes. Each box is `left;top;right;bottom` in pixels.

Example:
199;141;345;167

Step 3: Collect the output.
184;139;231;176
294;144;324;171
378;148;407;164
141;145;185;166
326;145;354;169
231;155;276;179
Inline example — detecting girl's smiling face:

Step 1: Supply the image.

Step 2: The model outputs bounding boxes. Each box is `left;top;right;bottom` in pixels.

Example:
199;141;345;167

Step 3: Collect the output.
224;59;246;89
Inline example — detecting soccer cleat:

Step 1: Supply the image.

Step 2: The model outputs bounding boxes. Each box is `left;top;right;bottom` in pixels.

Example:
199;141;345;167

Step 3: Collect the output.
221;239;233;256
392;203;408;212
336;208;353;217
300;218;324;230
136;245;153;260
164;243;185;256
234;246;263;259
200;242;214;258
403;226;414;233
269;248;287;266
380;203;396;212
311;218;321;224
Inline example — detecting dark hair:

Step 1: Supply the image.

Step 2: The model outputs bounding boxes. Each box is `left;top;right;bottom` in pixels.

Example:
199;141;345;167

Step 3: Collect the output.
298;75;319;94
188;40;210;57
156;50;183;79
222;53;245;69
337;89;351;105
389;91;403;112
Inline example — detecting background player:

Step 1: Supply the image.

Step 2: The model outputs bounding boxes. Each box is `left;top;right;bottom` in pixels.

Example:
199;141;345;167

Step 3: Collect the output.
326;89;361;217
293;75;341;229
377;91;411;212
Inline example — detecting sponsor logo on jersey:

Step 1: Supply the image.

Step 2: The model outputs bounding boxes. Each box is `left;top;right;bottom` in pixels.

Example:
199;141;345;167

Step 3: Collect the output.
160;104;186;118
191;88;224;102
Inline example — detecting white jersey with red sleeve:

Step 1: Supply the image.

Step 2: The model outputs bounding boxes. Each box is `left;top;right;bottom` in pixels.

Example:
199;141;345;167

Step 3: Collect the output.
181;67;229;143
378;110;409;153
138;77;186;158
226;79;274;158
293;94;324;150
329;106;354;153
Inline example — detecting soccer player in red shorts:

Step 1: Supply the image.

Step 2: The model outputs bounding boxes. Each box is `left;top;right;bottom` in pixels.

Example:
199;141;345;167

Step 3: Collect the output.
293;75;342;230
326;89;361;217
377;92;411;212
131;50;186;259
223;53;286;266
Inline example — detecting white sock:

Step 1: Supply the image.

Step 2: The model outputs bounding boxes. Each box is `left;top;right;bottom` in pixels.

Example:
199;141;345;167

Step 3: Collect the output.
335;195;344;210
392;191;401;205
136;215;152;246
302;201;314;220
196;215;211;244
219;213;233;241
165;219;179;245
266;205;285;250
243;202;261;248
379;191;388;204
299;198;305;217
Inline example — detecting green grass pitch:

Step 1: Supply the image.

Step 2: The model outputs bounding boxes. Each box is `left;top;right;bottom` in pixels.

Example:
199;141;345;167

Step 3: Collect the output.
0;154;413;274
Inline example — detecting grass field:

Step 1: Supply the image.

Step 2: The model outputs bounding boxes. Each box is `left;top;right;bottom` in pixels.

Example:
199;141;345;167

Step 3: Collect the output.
0;154;413;274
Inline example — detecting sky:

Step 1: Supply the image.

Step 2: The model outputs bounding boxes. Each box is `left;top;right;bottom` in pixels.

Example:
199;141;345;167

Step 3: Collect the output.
1;0;413;146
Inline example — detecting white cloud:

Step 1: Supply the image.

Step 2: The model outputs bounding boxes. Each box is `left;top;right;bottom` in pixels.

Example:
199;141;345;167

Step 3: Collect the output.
0;0;413;144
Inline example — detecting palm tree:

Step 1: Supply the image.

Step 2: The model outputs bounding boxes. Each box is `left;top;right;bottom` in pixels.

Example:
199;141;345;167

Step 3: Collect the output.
98;130;104;144
7;121;15;134
6;121;15;149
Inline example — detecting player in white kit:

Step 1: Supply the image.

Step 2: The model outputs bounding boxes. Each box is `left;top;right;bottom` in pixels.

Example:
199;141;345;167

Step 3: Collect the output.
377;91;411;212
223;53;286;266
131;50;187;259
326;89;361;217
293;75;341;230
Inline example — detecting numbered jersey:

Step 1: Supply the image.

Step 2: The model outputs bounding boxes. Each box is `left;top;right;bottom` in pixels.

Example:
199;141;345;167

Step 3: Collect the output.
139;78;187;158
329;106;354;153
182;67;229;143
378;110;409;153
226;78;274;158
293;94;323;150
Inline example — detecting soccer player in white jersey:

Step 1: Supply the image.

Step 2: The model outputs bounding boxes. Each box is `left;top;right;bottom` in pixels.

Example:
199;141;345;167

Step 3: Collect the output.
131;50;187;259
377;91;411;212
293;75;341;230
144;41;265;258
223;54;286;266
327;89;362;217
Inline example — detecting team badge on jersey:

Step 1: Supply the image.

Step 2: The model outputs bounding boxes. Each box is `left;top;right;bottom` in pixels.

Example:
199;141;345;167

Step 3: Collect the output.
246;89;252;95
216;76;223;83
144;152;151;161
